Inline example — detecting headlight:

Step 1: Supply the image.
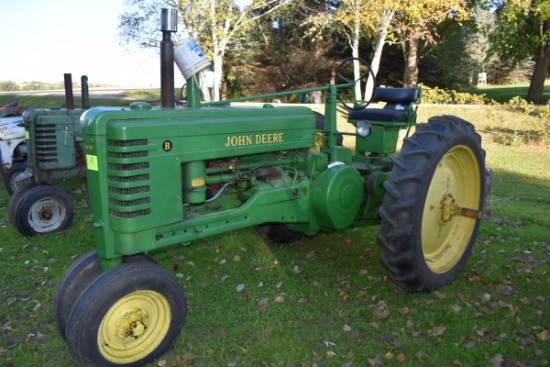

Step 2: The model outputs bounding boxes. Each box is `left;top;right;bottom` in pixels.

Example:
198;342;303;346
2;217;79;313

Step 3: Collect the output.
356;120;372;137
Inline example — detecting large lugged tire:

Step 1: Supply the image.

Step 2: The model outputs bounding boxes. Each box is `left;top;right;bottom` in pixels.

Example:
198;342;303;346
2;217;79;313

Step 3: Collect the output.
65;262;187;367
378;115;486;292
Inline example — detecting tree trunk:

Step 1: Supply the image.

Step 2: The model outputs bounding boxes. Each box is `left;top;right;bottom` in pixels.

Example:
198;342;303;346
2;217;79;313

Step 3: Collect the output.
366;9;394;98
352;0;361;100
526;44;550;105
403;37;419;87
199;71;211;103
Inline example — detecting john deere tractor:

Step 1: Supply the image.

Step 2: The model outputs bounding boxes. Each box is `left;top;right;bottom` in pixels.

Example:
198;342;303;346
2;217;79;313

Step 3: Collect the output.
54;9;487;367
6;75;90;236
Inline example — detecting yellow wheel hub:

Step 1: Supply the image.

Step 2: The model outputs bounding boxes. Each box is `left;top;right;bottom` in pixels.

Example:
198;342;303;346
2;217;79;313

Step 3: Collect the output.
422;145;481;274
98;290;171;363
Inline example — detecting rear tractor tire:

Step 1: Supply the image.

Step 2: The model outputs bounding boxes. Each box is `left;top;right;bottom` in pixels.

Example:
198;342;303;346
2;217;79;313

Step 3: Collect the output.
8;184;74;236
378;115;486;291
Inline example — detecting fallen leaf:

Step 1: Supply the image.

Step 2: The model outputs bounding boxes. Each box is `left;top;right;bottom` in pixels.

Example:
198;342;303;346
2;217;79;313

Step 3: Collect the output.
368;355;384;366
292;265;300;274
489;354;503;367
415;351;427;359
343;324;352;332
536;330;548;341
236;284;245;292
181;352;198;361
465;341;476;348
397;353;406;362
496;284;512;296
233;255;240;262
274;295;285;303
481;293;491;302
432;326;446;337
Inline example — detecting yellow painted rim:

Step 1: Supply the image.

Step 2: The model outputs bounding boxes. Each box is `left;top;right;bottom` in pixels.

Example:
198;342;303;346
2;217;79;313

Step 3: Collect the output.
98;290;171;363
421;145;480;274
310;132;324;152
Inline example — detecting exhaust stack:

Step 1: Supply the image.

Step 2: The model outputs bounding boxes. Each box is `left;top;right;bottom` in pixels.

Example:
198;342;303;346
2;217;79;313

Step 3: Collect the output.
160;8;177;108
64;73;74;110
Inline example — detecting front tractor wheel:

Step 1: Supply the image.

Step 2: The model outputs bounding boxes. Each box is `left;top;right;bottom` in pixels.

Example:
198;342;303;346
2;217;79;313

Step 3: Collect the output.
54;251;156;341
4;162;30;195
65;262;187;367
8;185;74;236
378;115;486;292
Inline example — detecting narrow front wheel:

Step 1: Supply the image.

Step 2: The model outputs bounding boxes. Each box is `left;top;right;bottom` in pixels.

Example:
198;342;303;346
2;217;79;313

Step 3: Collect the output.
65;262;187;367
54;251;156;341
8;185;74;236
4;162;29;195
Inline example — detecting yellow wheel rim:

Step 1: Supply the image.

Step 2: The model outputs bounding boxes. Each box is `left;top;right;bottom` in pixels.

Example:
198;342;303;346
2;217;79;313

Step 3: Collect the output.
421;145;481;274
98;290;171;363
310;132;324;152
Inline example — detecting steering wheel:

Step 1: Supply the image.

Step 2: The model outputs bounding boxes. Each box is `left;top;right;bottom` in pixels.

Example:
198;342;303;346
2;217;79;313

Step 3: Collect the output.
335;57;376;111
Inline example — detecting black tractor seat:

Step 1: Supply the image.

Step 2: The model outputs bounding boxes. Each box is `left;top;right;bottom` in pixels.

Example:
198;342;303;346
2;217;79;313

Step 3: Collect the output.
349;87;421;124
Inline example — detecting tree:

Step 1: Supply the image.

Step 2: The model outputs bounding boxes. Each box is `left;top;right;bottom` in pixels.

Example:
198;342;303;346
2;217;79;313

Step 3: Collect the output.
488;0;550;104
0;81;20;92
119;0;293;101
394;0;470;87
304;0;402;99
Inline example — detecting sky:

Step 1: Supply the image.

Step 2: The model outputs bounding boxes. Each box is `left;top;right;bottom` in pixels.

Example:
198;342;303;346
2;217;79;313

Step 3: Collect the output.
0;0;183;87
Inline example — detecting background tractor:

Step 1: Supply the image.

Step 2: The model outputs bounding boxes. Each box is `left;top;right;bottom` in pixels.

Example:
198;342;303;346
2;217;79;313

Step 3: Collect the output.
5;75;90;236
0;98;30;181
54;8;487;367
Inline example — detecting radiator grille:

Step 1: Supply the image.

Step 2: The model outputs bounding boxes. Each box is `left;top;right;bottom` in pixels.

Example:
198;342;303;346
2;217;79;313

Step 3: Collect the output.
35;124;57;162
106;139;151;220
108;174;150;183
107;139;148;147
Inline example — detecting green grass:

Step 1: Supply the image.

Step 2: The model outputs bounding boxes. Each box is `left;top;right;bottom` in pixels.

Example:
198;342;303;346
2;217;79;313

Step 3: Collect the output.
465;82;550;104
0;99;549;367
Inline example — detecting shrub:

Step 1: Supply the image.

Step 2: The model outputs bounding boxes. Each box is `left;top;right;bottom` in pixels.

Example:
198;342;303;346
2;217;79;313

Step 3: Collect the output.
419;84;496;105
505;97;550;145
0;80;20;92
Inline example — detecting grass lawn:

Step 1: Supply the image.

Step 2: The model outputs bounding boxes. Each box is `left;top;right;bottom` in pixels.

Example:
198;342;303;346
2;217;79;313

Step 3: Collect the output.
0;97;549;366
465;82;550;104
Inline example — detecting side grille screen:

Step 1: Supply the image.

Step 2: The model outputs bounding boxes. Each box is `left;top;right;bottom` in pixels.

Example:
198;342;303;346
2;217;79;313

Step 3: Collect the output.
106;139;151;219
35;124;57;162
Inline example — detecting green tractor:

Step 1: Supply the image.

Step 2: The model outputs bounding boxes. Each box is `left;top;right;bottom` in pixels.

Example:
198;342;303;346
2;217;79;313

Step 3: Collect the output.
6;75;90;236
54;8;487;367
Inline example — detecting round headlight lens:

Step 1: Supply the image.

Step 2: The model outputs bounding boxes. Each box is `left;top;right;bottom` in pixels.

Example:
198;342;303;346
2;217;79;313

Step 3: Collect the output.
357;120;372;137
